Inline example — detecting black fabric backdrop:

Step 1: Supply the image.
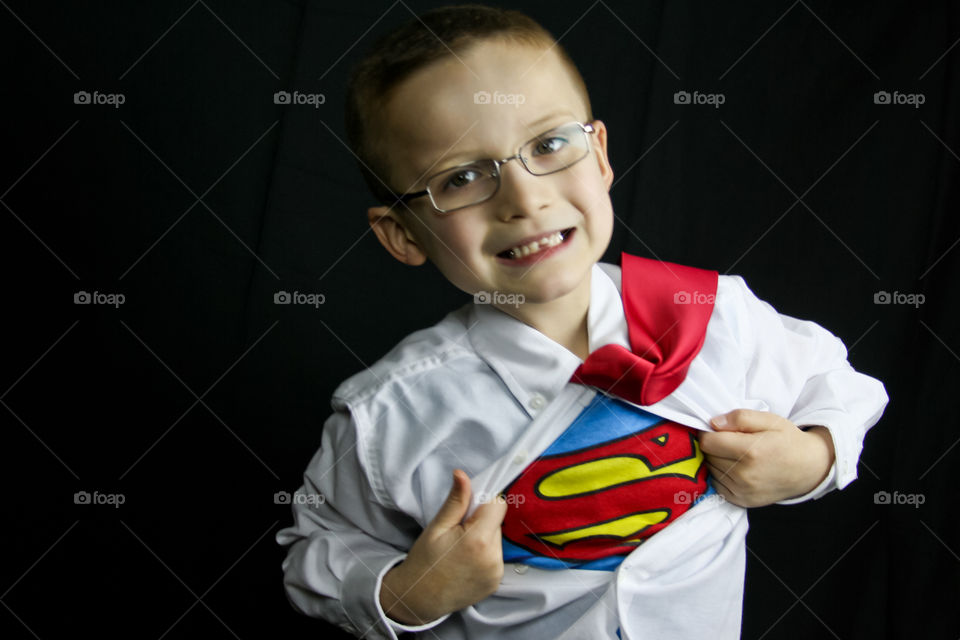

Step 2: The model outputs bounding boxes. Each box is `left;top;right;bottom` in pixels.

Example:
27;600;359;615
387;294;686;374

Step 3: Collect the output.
3;1;958;638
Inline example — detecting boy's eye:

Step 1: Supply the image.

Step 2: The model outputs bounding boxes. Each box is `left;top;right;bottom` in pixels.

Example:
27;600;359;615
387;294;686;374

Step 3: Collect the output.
442;169;482;191
533;136;569;155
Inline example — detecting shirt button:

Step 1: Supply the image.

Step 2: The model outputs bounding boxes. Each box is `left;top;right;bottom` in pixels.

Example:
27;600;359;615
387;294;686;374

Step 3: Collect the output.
512;452;527;465
529;394;546;410
514;564;529;574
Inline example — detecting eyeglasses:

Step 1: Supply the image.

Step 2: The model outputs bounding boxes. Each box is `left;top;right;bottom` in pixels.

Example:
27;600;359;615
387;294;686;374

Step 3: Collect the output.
389;121;596;214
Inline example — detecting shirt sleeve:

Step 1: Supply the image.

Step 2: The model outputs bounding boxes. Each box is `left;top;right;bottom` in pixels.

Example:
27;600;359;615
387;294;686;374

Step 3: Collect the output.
275;409;450;638
722;275;889;504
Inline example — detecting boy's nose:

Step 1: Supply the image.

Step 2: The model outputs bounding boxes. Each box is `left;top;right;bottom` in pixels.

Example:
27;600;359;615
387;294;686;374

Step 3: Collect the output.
491;160;551;221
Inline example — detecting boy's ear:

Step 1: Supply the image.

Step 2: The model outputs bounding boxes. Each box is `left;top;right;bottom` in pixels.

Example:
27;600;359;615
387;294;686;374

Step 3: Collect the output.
367;206;429;266
590;120;614;191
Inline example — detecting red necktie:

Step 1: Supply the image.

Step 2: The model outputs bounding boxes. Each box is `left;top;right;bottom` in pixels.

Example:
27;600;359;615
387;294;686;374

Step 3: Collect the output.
570;253;718;406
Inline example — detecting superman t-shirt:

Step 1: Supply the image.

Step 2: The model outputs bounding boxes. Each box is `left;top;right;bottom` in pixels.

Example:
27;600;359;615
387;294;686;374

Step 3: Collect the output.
501;393;714;571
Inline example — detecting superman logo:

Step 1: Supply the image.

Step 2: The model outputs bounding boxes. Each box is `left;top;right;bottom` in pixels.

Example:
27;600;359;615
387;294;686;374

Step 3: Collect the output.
501;396;709;568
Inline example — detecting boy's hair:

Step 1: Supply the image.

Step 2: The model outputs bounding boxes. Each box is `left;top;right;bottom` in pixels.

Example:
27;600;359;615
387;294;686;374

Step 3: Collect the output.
344;4;593;205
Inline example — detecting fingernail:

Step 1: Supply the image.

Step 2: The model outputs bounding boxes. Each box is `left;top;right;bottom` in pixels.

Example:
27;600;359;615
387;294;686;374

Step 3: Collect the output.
712;415;727;428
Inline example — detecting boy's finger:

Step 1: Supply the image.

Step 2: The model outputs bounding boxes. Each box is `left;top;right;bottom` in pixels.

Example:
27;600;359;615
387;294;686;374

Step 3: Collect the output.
706;465;738;498
465;493;509;535
706;459;743;486
711;409;790;433
428;469;472;532
698;430;753;460
704;456;733;477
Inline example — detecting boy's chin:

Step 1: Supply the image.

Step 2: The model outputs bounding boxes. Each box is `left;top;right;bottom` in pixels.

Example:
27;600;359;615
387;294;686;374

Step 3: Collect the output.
511;272;591;306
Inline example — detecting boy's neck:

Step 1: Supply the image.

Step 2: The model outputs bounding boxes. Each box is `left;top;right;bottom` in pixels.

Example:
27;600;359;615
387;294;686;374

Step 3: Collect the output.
493;276;592;361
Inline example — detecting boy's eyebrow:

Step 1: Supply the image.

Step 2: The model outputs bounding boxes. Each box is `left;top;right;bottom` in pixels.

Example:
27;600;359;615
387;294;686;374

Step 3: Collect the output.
522;111;577;133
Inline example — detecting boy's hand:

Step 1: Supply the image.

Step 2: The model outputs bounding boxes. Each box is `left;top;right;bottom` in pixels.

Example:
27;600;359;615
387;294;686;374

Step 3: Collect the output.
379;469;508;625
697;409;836;507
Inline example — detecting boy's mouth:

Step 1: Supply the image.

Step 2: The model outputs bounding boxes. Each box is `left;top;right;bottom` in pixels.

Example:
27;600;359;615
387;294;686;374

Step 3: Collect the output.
497;228;574;260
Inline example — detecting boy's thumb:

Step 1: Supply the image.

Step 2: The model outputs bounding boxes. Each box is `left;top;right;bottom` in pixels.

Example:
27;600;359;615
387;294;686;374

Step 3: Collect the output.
430;469;471;530
711;413;731;430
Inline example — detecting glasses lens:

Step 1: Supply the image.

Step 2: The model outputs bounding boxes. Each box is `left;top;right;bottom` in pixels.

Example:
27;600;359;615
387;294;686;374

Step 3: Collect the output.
427;161;499;212
522;123;590;175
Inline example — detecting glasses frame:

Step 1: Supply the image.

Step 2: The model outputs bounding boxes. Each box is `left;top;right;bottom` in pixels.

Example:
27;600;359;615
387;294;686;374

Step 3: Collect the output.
388;121;597;214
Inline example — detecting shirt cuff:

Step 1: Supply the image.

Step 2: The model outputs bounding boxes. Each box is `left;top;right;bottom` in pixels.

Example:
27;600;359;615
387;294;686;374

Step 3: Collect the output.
340;552;450;638
775;410;860;505
377;556;452;634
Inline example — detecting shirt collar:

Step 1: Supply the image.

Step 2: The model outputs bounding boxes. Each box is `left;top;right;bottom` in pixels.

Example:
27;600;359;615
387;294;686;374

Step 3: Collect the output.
466;262;630;417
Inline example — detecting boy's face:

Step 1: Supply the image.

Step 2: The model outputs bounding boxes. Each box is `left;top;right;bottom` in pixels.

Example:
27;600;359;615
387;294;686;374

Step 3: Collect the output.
368;38;614;309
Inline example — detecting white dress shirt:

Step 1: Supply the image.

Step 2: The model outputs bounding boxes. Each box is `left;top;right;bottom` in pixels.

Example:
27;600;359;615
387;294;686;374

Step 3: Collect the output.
275;261;888;639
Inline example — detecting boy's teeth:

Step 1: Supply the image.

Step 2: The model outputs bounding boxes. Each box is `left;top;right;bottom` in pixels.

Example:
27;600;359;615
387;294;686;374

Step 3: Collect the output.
505;231;565;259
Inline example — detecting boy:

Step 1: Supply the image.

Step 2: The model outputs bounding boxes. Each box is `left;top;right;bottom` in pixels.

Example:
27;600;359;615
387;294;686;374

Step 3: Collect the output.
275;5;887;639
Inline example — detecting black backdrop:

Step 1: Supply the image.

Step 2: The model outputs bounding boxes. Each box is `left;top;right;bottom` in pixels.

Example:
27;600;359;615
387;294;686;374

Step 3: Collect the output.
3;1;959;638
